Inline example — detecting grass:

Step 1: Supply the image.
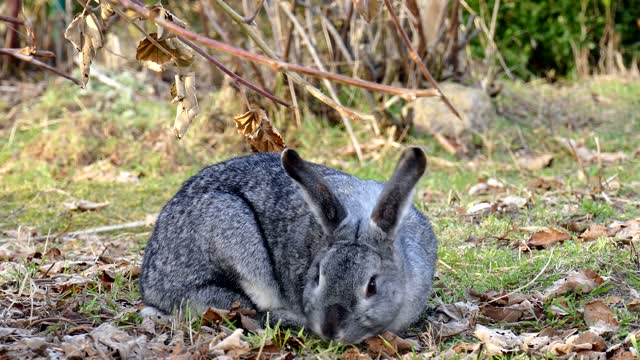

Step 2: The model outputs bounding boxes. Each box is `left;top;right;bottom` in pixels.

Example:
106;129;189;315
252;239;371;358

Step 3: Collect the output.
1;75;639;357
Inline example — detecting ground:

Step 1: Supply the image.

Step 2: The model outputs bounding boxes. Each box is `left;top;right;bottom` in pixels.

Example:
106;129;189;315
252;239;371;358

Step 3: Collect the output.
0;74;639;359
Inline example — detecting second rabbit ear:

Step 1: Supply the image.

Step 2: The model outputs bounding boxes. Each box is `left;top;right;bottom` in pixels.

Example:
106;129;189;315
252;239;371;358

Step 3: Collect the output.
371;147;427;236
281;149;348;234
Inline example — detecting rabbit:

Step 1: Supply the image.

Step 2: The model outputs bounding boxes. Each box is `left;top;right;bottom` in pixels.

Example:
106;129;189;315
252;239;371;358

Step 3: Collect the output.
140;147;438;344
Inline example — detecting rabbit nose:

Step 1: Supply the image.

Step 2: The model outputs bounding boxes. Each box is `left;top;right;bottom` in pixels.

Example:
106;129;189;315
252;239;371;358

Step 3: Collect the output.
321;304;347;339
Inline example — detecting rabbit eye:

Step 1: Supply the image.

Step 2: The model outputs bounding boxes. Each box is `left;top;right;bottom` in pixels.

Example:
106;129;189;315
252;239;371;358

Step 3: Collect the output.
366;276;377;297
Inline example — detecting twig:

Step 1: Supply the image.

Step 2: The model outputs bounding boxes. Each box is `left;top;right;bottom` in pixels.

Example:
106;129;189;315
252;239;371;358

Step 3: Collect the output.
0;15;24;25
0;48;81;86
179;37;290;107
112;0;439;101
243;0;266;24
279;2;363;162
383;0;462;120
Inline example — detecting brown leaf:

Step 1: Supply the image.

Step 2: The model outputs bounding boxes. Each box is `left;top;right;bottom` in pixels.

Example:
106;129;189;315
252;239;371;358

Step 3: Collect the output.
473;324;522;356
427;302;478;338
64;12;103;88
342;348;372;360
544;269;604;299
584;300;619;334
580;224;609;241
528;177;563;191
527;227;571;247
611;218;640;242
172;73;200;138
136;34;194;73
209;329;250;358
627;298;640;313
353;0;383;22
100;3;115;21
149;3;187;41
364;332;417;357
44;247;63;261
98;270;115;291
234;109;286;153
517;152;554;171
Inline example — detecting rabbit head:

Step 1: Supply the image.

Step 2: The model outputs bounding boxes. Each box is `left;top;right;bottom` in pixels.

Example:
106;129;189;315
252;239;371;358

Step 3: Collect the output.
281;147;427;344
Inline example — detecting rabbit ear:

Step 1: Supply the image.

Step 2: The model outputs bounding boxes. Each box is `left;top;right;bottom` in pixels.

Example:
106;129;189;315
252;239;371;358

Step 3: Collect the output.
371;147;427;236
281;149;348;234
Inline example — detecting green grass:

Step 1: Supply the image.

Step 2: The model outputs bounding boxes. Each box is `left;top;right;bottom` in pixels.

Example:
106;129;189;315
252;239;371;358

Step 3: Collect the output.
1;76;639;357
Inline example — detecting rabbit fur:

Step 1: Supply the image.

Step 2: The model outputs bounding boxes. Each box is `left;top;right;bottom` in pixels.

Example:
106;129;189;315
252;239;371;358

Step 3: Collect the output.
140;147;437;343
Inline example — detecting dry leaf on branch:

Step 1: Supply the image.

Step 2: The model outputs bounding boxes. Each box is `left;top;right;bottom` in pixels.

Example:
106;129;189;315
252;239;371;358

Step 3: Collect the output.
64;12;103;88
234;109;286;152
100;2;115;21
527;227;571;248
353;0;383;22
173;73;199;139
136;34;194;72
149;3;187;41
543;269;604;299
583;300;619;334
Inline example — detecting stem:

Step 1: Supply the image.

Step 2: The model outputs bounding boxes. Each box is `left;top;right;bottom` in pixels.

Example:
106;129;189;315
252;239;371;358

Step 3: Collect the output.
179;37;290;107
383;0;462;120
112;0;439;101
0;48;81;86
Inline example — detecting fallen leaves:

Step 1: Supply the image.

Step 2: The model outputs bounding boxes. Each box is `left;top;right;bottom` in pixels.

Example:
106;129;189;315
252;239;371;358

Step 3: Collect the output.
559;138;628;164
473;325;522;356
527;227;571;248
543;269;604;298
234;108;286;152
364;331;418;358
583;301;619;334
516;152;554;171
64;12;103;88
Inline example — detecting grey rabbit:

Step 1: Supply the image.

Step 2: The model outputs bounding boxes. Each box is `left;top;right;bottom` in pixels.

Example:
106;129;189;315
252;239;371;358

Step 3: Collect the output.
140;147;438;343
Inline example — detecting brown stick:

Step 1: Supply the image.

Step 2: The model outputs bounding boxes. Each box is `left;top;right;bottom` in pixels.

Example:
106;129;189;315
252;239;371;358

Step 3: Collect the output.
383;0;462;120
179;37;291;107
0;15;23;25
0;48;81;86
243;0;266;24
112;0;438;100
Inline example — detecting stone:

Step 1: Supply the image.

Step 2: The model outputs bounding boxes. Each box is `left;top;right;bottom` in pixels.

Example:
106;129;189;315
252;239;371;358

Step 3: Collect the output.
411;83;495;137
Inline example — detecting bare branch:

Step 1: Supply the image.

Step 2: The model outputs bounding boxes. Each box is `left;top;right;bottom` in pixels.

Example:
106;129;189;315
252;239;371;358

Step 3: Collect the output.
383;0;462;120
0;48;81;86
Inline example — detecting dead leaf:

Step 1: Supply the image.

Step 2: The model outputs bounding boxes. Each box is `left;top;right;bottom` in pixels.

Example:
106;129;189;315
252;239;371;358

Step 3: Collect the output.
74;160;139;183
559;138;627;164
43;247;63;261
612;218;640;242
364;332;417;357
353;0;383;22
517;152;554;171
527;227;571;248
528;177;563;191
427;302;478;338
173;73;199;139
234;109;286;152
64;13;103;88
543;269;604;299
136;34;194;72
627;298;640;313
580;224;609;241
468;178;505;195
149;3;187;41
583;300;619;334
500;195;528;209
209;329;250;358
100;2;115;21
473;324;523;356
342;348;372;360
63;199;110;211
466;202;493;215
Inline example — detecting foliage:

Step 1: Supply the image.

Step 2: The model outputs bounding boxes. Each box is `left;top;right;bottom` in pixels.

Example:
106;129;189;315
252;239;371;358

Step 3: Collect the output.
466;0;640;78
